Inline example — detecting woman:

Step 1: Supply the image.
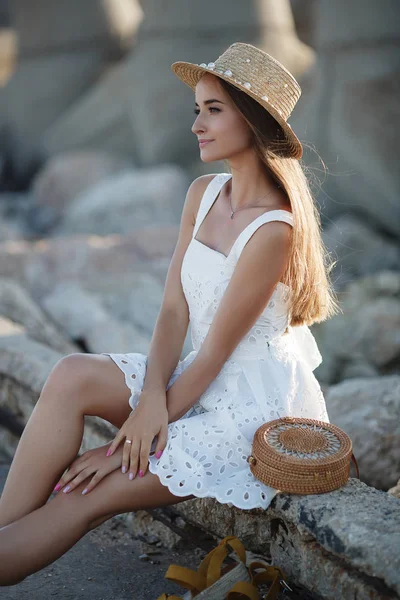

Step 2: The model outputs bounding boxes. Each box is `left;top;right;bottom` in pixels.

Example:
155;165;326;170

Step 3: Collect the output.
0;42;339;585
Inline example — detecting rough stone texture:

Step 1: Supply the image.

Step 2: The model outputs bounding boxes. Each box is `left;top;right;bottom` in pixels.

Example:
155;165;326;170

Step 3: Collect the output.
0;227;196;357
0;278;77;354
325;376;400;491
322;214;400;290
174;481;400;599
388;479;400;499
291;0;400;238
53;165;189;236
42;282;150;355
43;0;313;169
313;271;400;384
30;151;133;233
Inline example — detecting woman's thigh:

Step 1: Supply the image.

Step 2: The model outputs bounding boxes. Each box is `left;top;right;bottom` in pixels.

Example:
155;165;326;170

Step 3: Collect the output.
43;353;134;429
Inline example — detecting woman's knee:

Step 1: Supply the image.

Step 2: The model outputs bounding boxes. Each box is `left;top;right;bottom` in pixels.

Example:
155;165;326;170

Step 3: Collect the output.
40;353;97;404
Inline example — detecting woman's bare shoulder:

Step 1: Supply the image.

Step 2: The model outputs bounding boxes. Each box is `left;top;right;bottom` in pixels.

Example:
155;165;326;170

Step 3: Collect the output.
185;173;220;223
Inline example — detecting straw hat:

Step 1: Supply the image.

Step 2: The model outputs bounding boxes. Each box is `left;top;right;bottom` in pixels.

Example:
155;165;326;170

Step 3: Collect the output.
171;42;303;159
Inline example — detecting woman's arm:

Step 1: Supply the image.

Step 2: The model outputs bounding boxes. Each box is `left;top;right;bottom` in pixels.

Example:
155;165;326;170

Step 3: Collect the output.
140;174;218;396
165;220;292;421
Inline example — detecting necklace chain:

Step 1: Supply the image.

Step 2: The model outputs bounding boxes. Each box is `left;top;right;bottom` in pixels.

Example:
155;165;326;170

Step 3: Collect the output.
228;186;280;219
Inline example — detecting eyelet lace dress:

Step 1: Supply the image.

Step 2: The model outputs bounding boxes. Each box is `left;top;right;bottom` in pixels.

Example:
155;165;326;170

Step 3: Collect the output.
103;173;329;510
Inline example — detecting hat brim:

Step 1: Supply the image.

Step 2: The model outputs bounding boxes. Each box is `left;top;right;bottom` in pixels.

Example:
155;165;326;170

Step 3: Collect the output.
171;61;303;160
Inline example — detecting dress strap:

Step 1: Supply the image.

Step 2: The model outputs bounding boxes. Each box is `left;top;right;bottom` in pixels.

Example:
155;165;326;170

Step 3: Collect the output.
229;210;294;261
192;173;232;238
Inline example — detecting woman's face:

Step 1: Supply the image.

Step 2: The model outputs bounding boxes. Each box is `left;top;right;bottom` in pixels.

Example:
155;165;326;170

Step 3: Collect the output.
192;73;252;162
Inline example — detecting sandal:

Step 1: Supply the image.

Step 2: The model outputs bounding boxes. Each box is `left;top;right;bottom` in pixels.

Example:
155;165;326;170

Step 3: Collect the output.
226;560;293;599
156;535;250;599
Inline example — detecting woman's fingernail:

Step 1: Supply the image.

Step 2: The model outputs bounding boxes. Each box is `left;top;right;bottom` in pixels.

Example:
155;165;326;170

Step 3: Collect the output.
82;488;88;495
121;466;127;474
63;485;70;493
106;449;112;457
53;484;61;492
129;472;135;481
155;450;163;459
139;470;143;477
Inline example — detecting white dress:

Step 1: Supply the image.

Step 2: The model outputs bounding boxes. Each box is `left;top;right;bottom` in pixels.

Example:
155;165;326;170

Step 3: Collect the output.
103;173;329;510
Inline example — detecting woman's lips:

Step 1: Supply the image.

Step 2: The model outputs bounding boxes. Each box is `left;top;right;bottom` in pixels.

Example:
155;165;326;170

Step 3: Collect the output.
199;140;214;147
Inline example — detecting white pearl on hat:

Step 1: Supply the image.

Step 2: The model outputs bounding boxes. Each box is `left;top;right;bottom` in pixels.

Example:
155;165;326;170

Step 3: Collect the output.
284;83;288;88
224;69;233;77
261;95;269;102
207;62;215;70
243;82;251;89
246;58;251;63
200;63;207;68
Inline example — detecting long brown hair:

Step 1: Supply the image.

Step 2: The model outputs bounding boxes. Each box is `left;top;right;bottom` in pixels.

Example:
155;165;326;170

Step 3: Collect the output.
218;77;341;327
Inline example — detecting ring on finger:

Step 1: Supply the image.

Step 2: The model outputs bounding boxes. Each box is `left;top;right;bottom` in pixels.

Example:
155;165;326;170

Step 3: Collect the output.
125;439;132;444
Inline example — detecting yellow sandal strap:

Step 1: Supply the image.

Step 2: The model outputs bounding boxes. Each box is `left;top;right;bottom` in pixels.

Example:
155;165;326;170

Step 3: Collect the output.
248;561;288;599
163;564;207;593
226;580;261;599
198;536;247;586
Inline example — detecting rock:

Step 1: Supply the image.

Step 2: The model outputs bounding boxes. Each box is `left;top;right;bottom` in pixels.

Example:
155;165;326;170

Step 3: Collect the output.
0;278;77;354
291;0;400;238
174;480;400;599
124;510;181;550
388;479;400;499
30;151;133;233
44;0;313;169
325;375;400;491
313;271;400;384
127;273;164;338
53;165;189;236
322;215;400;289
0;0;140;183
42;283;150;354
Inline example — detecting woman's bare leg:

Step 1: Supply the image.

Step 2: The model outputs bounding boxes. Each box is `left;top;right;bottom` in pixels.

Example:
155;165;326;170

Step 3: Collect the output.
0;353;132;527
0;466;194;586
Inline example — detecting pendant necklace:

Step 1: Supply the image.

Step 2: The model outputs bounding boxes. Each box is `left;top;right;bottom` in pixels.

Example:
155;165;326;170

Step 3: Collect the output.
228;186;280;219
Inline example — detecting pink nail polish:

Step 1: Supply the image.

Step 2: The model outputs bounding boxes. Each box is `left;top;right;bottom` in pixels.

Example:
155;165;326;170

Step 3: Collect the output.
53;484;61;492
129;472;134;480
139;470;143;477
63;485;70;493
155;450;163;459
122;466;127;474
106;448;112;457
82;488;88;495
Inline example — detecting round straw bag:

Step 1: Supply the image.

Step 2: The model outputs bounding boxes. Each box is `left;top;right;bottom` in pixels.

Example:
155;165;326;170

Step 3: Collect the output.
247;416;360;494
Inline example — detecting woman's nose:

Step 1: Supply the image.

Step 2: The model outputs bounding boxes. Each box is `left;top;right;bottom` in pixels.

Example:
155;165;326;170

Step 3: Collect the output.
192;115;205;135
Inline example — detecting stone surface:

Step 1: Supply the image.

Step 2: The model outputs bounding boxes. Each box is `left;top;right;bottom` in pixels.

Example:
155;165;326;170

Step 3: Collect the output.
313;271;400;384
291;0;400;238
42;282;150;354
31;151;133;233
43;0;313;169
388;479;400;499
325;375;400;491
0;0;140;182
174;480;400;600
322;214;400;289
0;278;77;355
54;165;189;236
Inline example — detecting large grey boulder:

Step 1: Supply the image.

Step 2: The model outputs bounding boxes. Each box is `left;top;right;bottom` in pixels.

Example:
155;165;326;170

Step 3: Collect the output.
325;375;400;491
42;283;150;355
30;151;133;233
174;480;400;599
0;0;140;182
53;165;189;236
0;278;76;354
313;271;400;384
322;214;400;289
291;0;400;238
44;0;313;169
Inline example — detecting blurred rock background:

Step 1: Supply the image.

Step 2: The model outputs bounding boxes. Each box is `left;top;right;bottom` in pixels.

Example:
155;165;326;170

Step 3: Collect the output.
0;2;399;595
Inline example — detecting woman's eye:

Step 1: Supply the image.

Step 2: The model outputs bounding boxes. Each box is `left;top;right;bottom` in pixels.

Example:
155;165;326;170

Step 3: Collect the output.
193;107;220;115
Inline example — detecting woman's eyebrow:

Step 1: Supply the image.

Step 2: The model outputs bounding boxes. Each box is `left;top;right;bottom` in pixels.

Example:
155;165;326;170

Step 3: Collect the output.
195;99;225;106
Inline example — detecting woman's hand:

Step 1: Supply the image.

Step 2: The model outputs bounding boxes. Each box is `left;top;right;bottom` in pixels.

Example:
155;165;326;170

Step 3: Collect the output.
53;443;123;496
106;390;168;480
